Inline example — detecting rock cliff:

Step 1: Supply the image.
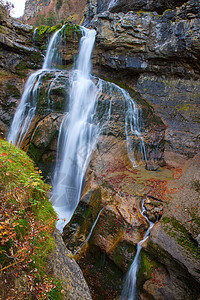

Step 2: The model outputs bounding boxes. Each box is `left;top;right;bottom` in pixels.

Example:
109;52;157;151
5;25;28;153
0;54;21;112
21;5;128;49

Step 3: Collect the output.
24;0;86;25
88;0;200;159
62;0;200;299
0;0;200;299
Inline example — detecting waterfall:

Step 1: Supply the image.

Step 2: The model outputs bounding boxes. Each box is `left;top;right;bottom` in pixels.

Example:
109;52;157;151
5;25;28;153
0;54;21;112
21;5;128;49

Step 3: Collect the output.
51;27;102;231
123;89;147;166
108;0;117;10
7;25;66;146
120;200;155;300
105;82;147;167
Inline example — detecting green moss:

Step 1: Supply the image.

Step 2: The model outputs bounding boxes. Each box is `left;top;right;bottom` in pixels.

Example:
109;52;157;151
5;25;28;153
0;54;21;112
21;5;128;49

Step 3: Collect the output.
27;142;43;162
15;60;28;76
162;217;200;259
6;83;21;98
48;24;62;34
0;25;6;34
48;278;63;299
137;250;159;286
14;218;30;239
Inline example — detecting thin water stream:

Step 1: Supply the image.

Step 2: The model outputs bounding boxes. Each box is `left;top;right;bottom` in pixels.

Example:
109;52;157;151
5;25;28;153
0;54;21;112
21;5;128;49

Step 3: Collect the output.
120;199;155;300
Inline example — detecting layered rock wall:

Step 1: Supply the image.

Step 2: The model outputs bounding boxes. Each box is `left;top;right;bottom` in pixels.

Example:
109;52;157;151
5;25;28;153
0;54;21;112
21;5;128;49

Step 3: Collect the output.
88;0;200;158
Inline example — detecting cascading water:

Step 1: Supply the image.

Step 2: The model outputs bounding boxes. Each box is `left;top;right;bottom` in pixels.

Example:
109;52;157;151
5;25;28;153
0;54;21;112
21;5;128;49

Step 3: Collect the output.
108;0;117;10
7;25;66;146
51;27;103;231
8;20;147;237
123;88;147;166
120;200;155;300
104;82;147;167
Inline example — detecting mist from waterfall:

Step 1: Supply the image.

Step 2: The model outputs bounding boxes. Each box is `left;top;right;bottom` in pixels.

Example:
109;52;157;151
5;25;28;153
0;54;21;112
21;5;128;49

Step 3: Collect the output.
7;25;66;146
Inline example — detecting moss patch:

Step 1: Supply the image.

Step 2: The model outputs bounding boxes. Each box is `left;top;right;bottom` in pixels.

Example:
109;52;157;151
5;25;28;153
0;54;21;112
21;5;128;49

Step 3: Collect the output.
162;217;200;259
137;250;159;285
5;83;21;98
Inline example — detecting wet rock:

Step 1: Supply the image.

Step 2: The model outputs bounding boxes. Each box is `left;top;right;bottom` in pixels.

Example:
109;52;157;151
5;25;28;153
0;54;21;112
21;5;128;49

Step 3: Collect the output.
27;112;64;163
143;197;163;222
146;161;159;171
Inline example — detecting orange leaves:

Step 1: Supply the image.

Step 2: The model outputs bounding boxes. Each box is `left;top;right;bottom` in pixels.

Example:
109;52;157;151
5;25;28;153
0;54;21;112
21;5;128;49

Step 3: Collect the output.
145;178;168;200
8;159;14;163
0;152;7;157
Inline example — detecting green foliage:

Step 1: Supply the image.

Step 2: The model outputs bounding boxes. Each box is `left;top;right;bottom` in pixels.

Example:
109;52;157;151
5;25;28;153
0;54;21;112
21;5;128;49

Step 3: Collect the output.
56;0;62;11
46;11;57;27
48;278;63;299
14;219;30;239
0;139;59;298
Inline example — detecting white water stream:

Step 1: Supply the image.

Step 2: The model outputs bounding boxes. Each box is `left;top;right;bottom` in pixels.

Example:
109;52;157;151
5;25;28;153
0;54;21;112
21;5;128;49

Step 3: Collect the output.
51;27;102;231
120;200;155;300
7;25;66;146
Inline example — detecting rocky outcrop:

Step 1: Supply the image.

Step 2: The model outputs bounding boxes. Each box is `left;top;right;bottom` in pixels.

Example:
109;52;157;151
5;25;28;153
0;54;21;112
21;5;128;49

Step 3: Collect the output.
84;0;187;25
59;1;200;299
0;9;81;139
108;0;187;14
52;230;92;299
143;153;200;300
0;8;36;138
62;134;200;299
24;0;52;21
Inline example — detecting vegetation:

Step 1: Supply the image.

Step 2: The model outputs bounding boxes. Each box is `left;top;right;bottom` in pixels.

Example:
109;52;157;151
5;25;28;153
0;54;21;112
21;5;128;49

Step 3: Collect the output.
0;139;62;299
0;0;14;16
56;0;62;11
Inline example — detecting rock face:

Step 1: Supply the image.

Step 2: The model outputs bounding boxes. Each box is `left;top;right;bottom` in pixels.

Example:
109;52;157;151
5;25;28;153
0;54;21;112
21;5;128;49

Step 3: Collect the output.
52;230;92;300
89;0;200;158
0;7;38;138
84;0;187;24
60;0;200;299
0;9;81;140
24;0;52;21
24;0;86;25
144;153;200;300
108;0;187;14
1;0;200;299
